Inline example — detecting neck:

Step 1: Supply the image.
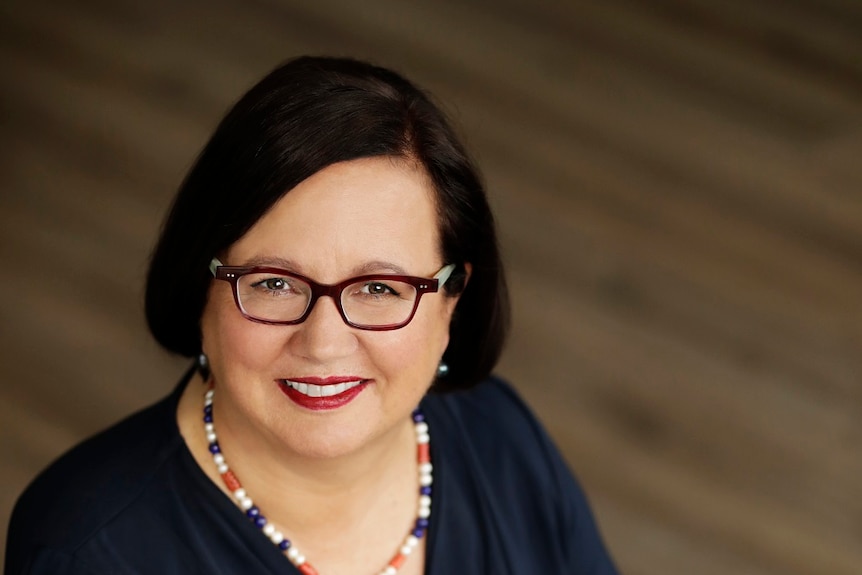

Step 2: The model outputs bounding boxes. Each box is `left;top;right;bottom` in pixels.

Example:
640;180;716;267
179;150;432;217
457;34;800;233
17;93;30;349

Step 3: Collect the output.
177;372;419;539
231;415;416;534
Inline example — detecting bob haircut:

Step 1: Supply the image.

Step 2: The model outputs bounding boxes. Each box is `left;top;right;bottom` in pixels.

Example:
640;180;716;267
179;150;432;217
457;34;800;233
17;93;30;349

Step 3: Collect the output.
145;56;509;392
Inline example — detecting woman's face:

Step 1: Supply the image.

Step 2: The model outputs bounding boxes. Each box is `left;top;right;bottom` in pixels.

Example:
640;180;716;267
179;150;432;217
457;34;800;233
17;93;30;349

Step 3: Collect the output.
200;156;459;459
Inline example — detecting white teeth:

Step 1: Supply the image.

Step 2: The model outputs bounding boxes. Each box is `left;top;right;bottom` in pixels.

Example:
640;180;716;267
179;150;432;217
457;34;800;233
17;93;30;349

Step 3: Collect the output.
325;382;346;397
284;380;362;397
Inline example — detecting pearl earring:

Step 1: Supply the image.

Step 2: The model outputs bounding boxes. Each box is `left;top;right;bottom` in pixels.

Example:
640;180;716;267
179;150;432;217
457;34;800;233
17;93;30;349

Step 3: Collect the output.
436;361;449;377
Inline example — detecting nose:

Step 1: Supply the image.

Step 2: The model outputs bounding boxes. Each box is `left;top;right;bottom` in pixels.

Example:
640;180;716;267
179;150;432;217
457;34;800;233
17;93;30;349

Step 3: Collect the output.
287;294;358;362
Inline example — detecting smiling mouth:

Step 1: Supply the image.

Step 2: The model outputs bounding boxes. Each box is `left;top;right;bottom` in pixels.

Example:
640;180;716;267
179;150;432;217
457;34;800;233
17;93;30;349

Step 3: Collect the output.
282;379;364;398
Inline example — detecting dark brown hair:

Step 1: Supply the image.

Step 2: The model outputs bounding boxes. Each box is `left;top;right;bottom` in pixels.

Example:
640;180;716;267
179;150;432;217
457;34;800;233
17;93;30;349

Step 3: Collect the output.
145;56;509;391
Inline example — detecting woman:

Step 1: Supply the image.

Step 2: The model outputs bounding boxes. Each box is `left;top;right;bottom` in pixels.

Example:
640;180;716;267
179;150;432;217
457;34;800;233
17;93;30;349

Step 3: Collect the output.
7;56;618;574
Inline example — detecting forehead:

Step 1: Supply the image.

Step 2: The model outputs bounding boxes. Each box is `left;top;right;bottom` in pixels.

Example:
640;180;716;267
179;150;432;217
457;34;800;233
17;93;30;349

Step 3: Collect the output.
227;157;441;278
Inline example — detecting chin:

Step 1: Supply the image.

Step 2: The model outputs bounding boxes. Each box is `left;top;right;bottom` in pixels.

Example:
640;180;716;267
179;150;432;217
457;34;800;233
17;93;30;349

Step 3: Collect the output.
284;426;373;460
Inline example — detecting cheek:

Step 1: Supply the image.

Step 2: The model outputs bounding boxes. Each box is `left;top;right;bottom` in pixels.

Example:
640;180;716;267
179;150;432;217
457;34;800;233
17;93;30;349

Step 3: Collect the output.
201;291;282;377
371;299;452;376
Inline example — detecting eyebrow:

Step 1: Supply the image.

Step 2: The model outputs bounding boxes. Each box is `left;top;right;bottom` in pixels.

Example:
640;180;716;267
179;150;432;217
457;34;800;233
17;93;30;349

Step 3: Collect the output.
242;255;301;270
352;261;409;276
240;256;408;277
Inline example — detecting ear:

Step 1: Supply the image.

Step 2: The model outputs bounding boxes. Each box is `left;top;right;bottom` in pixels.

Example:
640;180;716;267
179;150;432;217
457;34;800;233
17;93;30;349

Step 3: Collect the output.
461;262;472;289
444;262;471;317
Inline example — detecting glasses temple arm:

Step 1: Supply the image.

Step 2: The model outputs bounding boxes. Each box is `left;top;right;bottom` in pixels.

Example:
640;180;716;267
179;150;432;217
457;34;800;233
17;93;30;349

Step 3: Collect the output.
209;257;223;277
434;264;457;288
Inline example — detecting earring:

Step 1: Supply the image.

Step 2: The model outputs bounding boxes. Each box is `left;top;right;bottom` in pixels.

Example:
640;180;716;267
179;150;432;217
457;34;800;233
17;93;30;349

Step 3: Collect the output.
436;361;449;378
197;353;211;382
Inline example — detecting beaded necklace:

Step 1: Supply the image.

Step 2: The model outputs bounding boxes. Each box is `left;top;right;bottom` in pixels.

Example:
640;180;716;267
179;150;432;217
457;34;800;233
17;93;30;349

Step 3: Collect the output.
203;387;432;575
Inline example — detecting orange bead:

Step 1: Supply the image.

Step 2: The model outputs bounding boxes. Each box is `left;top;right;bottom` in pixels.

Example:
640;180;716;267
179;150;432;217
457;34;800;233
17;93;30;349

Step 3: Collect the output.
389;553;407;569
298;563;319;575
221;471;241;492
417;443;430;463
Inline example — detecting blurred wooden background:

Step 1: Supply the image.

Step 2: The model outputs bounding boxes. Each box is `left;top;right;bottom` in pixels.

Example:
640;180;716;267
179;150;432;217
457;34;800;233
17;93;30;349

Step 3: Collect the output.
1;0;860;573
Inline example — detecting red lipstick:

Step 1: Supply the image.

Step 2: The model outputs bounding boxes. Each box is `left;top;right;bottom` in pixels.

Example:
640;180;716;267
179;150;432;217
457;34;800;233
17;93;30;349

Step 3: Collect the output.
278;376;369;410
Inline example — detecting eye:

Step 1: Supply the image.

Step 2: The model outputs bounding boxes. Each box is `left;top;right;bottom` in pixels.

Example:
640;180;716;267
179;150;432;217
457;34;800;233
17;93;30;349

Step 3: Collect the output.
250;276;297;294
362;282;399;297
265;278;285;290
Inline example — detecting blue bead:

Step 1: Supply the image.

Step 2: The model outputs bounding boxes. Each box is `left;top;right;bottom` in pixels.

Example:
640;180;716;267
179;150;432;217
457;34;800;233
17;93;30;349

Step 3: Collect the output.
208;443;220;453
419;486;432;496
246;506;260;518
204;404;213;414
416;518;429;529
204;414;213;423
279;539;291;551
412;528;424;538
412;411;425;422
254;516;267;528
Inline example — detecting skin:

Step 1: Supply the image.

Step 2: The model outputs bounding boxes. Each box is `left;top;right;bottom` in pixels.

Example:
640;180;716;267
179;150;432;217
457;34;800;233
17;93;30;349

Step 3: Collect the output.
177;156;463;575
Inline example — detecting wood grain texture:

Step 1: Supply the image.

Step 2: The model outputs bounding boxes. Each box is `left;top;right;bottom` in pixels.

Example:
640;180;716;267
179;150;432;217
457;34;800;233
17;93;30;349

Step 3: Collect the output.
1;1;860;572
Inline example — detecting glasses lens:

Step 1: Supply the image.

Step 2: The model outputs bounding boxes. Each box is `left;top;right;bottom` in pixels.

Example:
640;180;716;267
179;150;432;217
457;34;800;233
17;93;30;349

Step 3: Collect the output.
236;272;312;322
341;278;419;327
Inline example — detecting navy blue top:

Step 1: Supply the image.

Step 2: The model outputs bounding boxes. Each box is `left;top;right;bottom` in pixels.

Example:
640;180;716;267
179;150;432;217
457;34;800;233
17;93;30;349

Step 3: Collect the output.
6;370;619;574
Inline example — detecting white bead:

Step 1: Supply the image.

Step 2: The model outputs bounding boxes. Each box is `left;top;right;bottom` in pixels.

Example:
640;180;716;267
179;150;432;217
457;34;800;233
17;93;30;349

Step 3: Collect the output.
233;488;246;500
401;544;413;555
405;535;419;548
205;389;214;399
263;523;275;536
419;495;431;508
213;453;225;465
294;555;306;566
418;506;431;518
217;463;229;474
419;463;433;474
416;433;430;444
287;547;300;561
206;432;217;443
414;422;428;434
419;474;433;486
205;423;214;432
270;531;284;544
384;567;397;575
240;497;253;510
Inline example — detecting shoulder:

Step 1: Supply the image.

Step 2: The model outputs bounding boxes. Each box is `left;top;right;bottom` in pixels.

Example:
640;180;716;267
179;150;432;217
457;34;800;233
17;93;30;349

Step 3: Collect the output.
424;375;535;426
424;376;569;507
422;377;620;574
423;376;559;469
6;385;184;572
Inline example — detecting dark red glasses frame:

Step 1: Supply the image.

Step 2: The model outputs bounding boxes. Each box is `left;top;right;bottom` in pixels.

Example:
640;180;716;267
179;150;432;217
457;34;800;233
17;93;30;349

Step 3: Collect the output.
209;258;455;331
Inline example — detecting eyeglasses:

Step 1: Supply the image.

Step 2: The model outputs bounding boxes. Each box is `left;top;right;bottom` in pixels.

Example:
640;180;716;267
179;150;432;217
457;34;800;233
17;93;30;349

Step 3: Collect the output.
209;258;456;331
